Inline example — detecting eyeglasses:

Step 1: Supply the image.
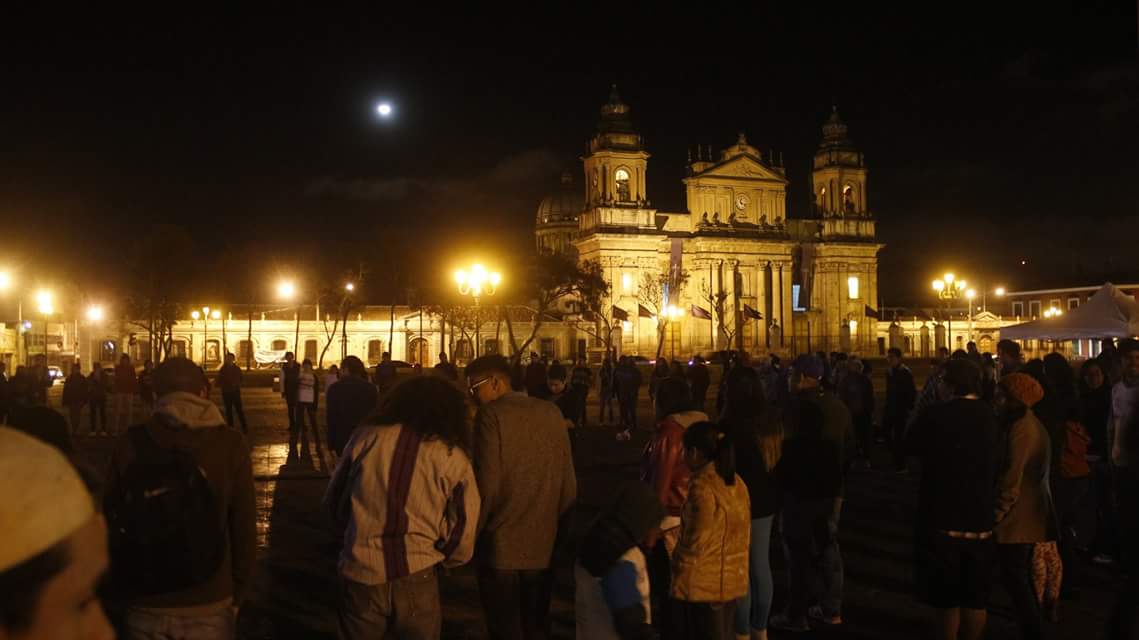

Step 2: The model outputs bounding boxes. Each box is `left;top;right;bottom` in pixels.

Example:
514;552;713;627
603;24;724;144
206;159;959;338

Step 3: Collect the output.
468;377;492;396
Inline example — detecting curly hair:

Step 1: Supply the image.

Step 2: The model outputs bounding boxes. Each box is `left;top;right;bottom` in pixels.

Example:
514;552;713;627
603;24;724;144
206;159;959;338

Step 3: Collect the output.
373;375;470;454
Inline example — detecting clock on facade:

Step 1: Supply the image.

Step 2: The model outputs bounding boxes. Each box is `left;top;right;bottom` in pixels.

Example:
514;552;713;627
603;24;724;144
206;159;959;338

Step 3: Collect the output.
735;194;748;210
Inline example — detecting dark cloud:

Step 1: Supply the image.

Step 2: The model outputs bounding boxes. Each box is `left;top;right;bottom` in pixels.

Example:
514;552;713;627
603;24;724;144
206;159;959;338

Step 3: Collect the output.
305;149;564;206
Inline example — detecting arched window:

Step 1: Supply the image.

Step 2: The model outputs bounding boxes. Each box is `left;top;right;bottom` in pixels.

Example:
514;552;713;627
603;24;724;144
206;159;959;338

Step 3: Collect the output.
843;184;855;213
172;340;187;359
303;339;317;363
238;340;253;362
408;337;430;366
614;168;631;202
271;339;287;351
455;339;472;366
206;339;221;363
367;340;384;365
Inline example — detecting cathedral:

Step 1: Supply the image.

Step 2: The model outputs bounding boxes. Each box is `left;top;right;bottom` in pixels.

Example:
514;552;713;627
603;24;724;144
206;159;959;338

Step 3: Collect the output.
536;87;882;358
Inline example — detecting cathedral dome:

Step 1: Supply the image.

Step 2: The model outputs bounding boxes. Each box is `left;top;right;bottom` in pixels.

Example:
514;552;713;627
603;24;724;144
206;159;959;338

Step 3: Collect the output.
535;171;584;226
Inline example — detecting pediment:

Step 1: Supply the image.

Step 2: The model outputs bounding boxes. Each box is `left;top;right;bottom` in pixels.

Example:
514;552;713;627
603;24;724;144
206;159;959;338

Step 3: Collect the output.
692;154;788;183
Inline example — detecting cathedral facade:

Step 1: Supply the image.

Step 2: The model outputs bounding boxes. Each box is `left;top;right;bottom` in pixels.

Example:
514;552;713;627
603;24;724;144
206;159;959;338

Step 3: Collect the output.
537;88;882;358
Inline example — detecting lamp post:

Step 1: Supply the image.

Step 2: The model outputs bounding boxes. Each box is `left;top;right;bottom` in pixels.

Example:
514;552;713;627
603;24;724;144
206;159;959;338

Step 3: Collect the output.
85;305;104;372
966;289;976;342
342;282;354;361
35;290;53;366
664;305;685;358
277;280;299;355
932;273;967;351
455;264;501;359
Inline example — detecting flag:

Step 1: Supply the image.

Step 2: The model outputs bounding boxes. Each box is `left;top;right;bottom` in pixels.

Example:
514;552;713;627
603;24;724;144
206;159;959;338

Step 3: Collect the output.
865;305;879;319
612;305;629;321
690;304;712;320
743;304;763;320
638;304;655;319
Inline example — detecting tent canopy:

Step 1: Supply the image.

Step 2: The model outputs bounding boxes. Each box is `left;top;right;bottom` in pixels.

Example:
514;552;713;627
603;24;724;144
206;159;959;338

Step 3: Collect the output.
1000;283;1139;341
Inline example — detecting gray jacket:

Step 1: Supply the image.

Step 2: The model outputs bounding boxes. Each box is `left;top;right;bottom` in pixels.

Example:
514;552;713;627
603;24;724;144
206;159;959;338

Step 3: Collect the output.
474;392;577;570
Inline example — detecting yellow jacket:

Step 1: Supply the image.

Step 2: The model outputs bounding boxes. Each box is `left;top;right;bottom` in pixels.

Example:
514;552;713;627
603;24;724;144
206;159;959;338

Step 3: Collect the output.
670;463;751;603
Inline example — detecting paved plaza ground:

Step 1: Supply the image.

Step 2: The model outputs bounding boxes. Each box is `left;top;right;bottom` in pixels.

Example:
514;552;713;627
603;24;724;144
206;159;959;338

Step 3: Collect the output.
64;375;1122;639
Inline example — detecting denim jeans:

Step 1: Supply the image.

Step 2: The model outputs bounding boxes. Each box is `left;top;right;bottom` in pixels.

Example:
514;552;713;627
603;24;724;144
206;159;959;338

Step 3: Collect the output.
735;515;775;634
125;607;234;640
338;568;441;640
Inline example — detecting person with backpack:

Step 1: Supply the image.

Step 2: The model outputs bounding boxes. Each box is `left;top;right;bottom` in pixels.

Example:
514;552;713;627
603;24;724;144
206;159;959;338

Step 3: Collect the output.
103;357;255;638
326;375;480;639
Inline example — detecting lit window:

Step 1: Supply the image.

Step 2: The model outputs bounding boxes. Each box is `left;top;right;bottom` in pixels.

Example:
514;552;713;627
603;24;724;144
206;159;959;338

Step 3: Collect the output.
614;169;631;201
848;319;857;335
622;272;633;293
847;276;859;300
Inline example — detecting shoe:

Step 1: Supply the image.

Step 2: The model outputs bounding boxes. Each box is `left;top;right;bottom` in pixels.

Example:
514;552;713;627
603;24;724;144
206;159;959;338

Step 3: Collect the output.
1092;553;1115;565
768;614;810;633
807;605;843;625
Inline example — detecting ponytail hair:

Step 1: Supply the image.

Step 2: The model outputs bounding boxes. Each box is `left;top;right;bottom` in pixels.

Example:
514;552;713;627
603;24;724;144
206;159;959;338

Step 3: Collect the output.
682;421;736;485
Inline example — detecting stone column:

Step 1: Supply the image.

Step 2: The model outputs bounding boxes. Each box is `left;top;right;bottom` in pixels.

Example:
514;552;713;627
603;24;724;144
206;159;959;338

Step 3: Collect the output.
756;260;768;349
781;262;793;346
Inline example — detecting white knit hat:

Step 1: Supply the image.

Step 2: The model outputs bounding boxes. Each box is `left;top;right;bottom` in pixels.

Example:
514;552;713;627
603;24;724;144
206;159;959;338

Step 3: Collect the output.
0;427;94;571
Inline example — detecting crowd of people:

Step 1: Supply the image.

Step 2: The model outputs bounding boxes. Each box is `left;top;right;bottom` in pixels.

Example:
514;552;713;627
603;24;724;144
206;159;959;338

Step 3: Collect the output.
3;336;1138;640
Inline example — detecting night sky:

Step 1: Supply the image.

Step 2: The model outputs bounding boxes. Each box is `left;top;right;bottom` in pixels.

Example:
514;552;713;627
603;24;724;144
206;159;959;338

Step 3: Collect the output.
1;6;1135;309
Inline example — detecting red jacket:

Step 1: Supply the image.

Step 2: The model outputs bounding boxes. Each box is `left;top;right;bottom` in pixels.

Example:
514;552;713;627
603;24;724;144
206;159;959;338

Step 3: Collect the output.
640;411;709;518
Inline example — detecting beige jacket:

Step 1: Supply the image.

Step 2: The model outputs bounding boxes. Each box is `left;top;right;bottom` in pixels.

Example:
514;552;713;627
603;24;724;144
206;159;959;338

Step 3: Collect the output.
671;464;751;603
994;410;1055;544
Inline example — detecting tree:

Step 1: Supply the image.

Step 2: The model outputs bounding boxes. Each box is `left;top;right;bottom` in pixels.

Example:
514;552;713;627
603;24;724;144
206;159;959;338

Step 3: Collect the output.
699;267;737;350
316;266;365;369
638;266;689;358
500;251;596;365
123;225;194;362
567;260;617;355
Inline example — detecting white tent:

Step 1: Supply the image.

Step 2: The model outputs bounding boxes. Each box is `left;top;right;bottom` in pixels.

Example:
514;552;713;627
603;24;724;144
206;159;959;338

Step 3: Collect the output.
1000;283;1139;340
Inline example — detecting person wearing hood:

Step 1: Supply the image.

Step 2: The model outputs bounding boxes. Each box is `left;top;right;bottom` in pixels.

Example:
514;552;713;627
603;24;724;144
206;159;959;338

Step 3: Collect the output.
994;373;1058;640
640;376;708;632
0;427;115;640
575;480;664;640
102;357;255;638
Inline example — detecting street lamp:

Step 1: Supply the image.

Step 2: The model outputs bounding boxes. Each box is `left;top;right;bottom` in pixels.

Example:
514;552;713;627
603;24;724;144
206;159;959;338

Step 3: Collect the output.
342;282;355;360
35;289;53;365
455;264;501;358
966;289;977;342
277;279;300;355
664;304;685;358
932;273;967;351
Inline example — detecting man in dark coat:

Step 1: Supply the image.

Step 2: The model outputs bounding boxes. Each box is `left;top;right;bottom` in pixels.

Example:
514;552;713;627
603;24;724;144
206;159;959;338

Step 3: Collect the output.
885;347;917;472
326;356;379;456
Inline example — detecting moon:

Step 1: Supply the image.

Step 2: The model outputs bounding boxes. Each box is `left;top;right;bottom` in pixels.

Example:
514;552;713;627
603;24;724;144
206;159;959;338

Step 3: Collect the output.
376;102;393;117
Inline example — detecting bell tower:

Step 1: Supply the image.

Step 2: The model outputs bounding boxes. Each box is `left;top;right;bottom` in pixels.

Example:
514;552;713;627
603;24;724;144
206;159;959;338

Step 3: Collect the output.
582;85;650;208
811;107;869;218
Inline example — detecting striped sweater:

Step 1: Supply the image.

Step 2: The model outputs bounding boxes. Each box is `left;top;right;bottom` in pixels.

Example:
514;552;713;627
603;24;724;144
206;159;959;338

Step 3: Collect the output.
326;423;481;584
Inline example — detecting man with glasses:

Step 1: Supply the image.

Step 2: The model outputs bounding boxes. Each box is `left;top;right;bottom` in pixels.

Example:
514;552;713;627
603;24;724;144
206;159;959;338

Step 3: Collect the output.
466;354;577;639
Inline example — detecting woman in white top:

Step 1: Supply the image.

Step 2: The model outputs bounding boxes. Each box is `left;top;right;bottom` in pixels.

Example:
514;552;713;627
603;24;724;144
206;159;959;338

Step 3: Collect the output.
297;359;321;456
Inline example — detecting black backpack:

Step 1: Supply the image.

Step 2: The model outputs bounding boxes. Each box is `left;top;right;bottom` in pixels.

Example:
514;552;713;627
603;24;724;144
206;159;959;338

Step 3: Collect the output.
106;425;226;595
